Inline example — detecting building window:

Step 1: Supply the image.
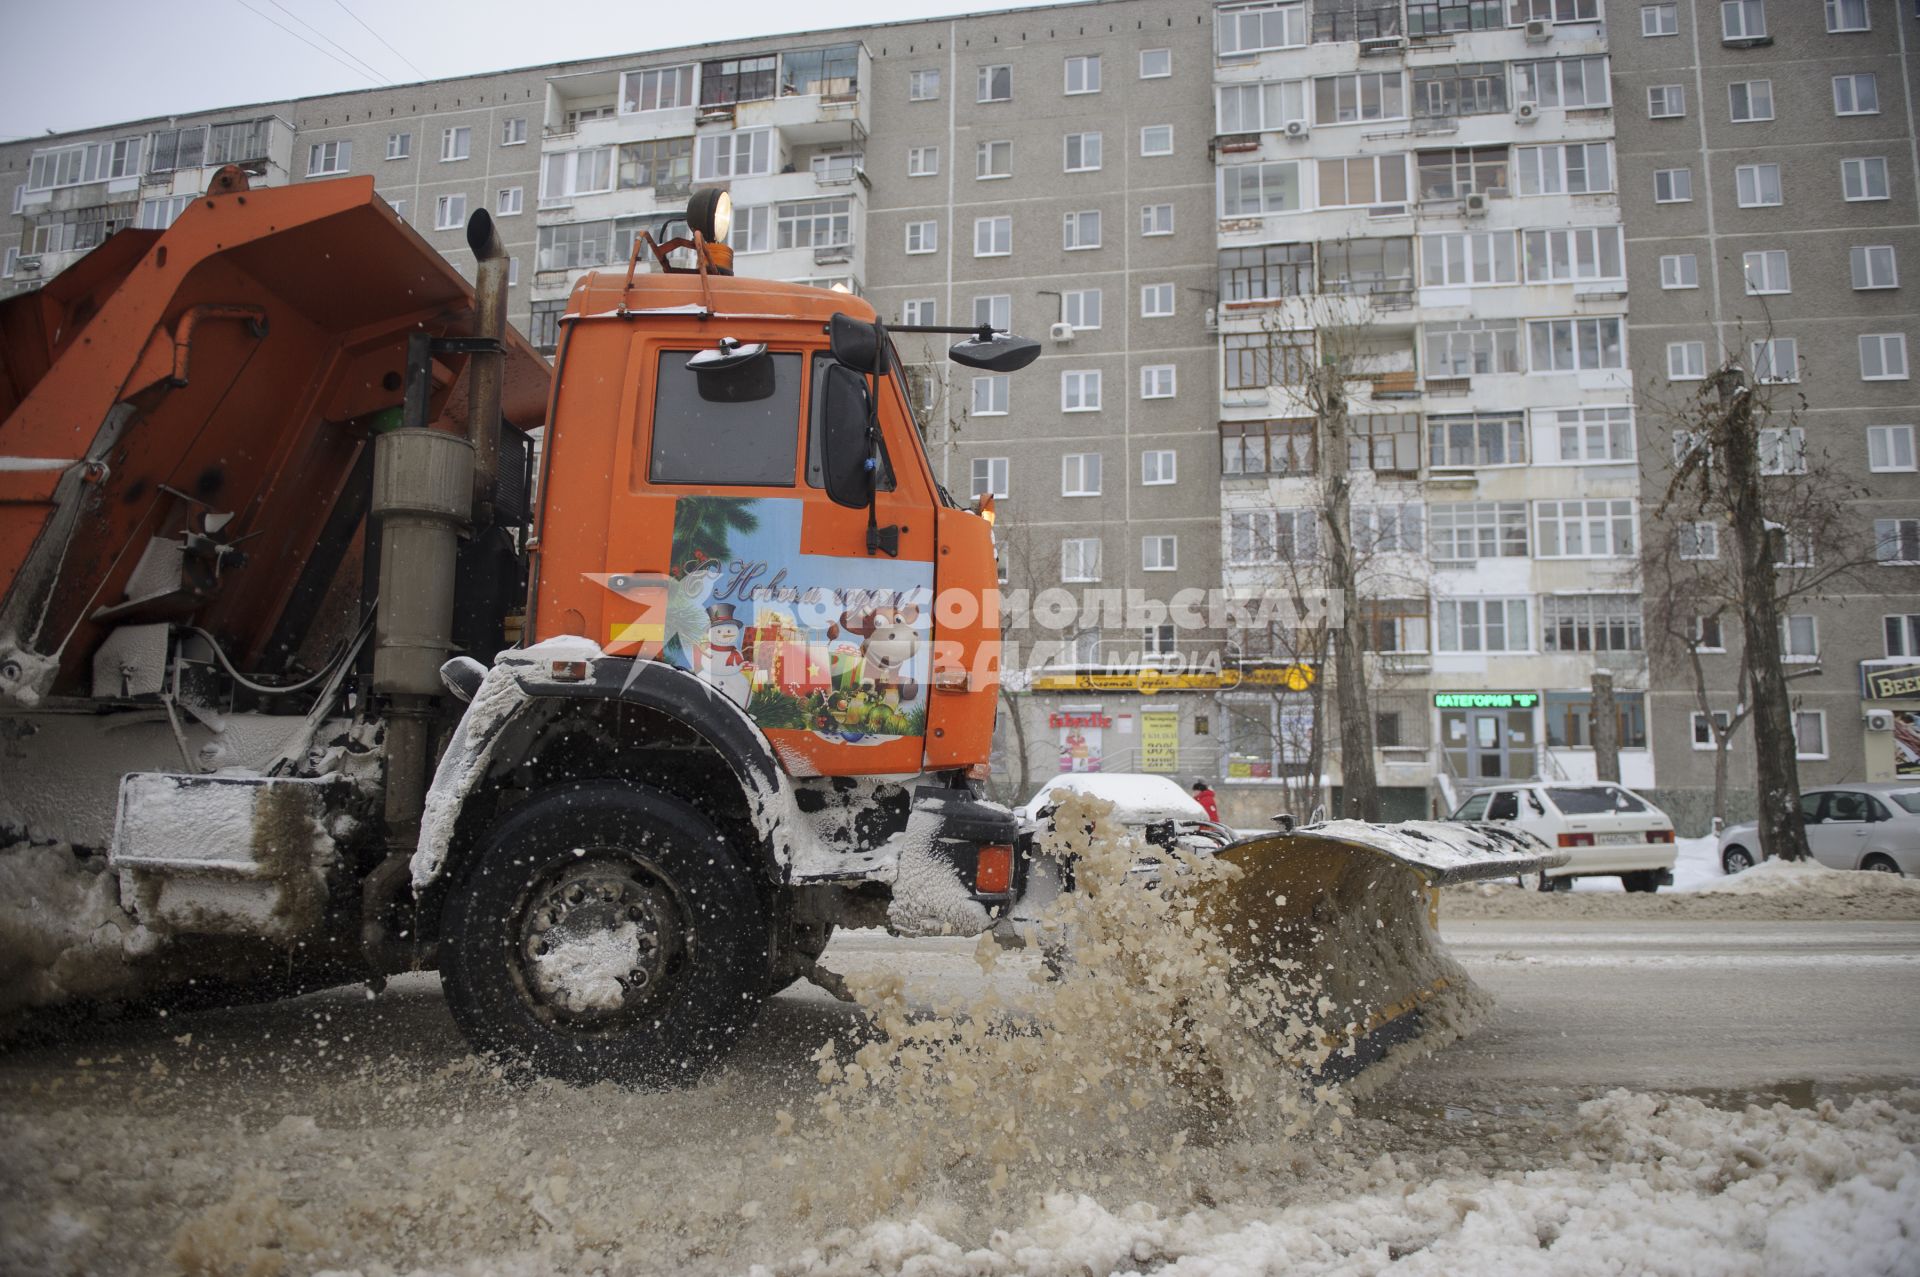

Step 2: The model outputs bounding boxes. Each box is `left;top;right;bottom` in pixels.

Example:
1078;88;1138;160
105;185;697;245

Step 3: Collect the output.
1220;160;1304;215
540;147;615;202
1142;536;1178;572
441;127;471;162
1549;406;1633;463
1425;319;1521;376
1868;425;1916;472
1416;146;1508;200
971;374;1009;416
1842;157;1890;201
1794;712;1828;760
1061;538;1101;582
1742;249;1790;295
1320;237;1414;295
621;65;696;112
1429;501;1528;561
1729;81;1774;123
1141;366;1177;400
1141;449;1177;483
497;186;523;216
1780;615;1818;662
536;220;611;271
1514;143;1612;195
1141;283;1175;317
694;130;772;181
1833;74;1880;116
1827;0;1868;31
1314;71;1406;125
1352;506;1425;556
1064;132;1103;173
1421;231;1516;287
307;140;351;176
1141;48;1171;78
1065;55;1101;95
500;117;527;146
1521;227;1622;284
528;300;564;353
1542;595;1644;653
1063;210;1102;250
1428;412;1526;468
905;220;938;254
1436;598;1531;653
616;138;692;193
1758;427;1807;476
1217;2;1309;56
699;54;776;105
1692;711;1734;749
974;294;1011;331
1721;0;1766;41
1660;254;1699;289
1224;331;1315;389
434;193;467;230
1222;420;1315;476
1061;288;1101;331
1229;509;1319;564
909;68;941;101
1061;373;1102;414
974;216;1011;257
1735;163;1782;207
1654;168;1693;203
1217;79;1309;132
1648;85;1687;119
1861;334;1910;381
1528;317;1624;372
978;64;1012;103
1141;204;1174;236
1878;519;1920;565
729;206;771;255
1412;61;1508;118
1545;690;1648;749
386;132;410;161
1641;3;1678;35
971;456;1009;499
1680;522;1720;560
908;146;939;177
133;193;190;229
1140;125;1174;156
1752;338;1799;384
1687;614;1726;653
1407;0;1505;33
1511;0;1599;18
901;299;936;326
1885;613;1920;657
775;199;849;250
1536;499;1637;558
1317;154;1409;208
1221;243;1314;301
976;140;1011;180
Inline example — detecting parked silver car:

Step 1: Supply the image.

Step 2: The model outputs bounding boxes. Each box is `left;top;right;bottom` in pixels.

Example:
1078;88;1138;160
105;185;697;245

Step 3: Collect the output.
1717;784;1920;876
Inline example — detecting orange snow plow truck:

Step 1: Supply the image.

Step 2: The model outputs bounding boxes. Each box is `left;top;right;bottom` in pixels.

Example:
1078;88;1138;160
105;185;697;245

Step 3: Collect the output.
0;172;1552;1082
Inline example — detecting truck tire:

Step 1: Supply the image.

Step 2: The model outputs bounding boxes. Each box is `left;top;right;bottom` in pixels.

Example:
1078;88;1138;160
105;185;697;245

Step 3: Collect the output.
439;780;771;1086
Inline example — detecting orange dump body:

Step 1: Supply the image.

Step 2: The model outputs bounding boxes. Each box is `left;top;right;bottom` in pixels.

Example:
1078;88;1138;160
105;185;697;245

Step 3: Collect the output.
531;268;1000;777
0;175;548;694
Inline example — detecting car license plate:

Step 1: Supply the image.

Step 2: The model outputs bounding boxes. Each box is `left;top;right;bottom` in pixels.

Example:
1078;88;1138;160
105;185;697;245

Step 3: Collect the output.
1598;833;1639;846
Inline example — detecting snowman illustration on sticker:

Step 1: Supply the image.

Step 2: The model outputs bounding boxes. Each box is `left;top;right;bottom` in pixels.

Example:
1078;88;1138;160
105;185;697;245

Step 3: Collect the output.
695;603;754;709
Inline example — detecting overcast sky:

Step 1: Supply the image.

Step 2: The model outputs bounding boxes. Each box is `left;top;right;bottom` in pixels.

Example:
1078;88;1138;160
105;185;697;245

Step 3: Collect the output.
0;0;1041;139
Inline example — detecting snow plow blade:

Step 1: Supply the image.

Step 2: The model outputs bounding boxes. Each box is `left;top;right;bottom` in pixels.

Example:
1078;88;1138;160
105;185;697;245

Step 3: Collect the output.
1201;821;1561;1084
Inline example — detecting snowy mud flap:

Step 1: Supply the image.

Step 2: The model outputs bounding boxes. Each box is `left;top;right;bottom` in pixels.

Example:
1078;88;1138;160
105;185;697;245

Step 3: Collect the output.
110;773;344;944
1201;820;1561;1085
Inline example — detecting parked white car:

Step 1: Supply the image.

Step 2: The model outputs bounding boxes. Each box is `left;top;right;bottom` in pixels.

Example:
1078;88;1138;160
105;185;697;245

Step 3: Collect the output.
1447;782;1677;892
1017;773;1234;854
1717;784;1920;876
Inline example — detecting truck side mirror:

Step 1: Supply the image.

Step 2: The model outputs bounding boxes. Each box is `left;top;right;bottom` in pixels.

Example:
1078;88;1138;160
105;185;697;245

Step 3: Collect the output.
819;364;873;510
828;312;884;375
948;332;1042;372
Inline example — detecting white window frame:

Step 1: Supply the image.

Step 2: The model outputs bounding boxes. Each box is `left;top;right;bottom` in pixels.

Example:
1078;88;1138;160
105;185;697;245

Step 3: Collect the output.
1061;373;1103;415
540;147;615;203
1878;519;1920;565
1142;536;1178;572
1141;366;1176;400
620;65;696;113
501;117;528;146
1521;226;1623;284
1534;499;1637;559
1064;132;1103;173
1720;0;1766;41
971;456;1009;499
1217;1;1308;57
976;140;1011;180
1064;55;1101;95
1660;254;1699;289
1668;341;1707;381
1641;3;1678;35
1852;245;1898;290
1888;613;1920;657
1833;73;1880;116
1527;317;1625;373
901;299;937;326
1548;405;1634;464
1680;522;1720;561
1728;80;1774;124
1141;449;1177;483
1140;125;1174;157
1216;80;1309;134
386;132;410;161
971;374;1009;417
1654;167;1693;203
974;216;1012;258
1435;597;1533;654
1648;85;1687;119
1514;142;1613;196
973;294;1011;332
1061;538;1101;583
978;64;1012;103
1860;333;1910;381
694;129;773;182
909;69;941;101
1313;71;1407;126
1794;711;1829;761
1140;283;1175;317
434;193;467;230
908;146;939;177
1061;288;1102;331
1758;427;1808;475
1425;231;1520;288
441;126;472;162
1735;163;1782;208
307;140;351;176
1780;615;1819;663
1742;250;1791;296
1867;425;1916;473
1692;711;1734;750
1141;204;1174;237
905;220;938;255
1752;338;1799;384
496;186;523;216
1826;0;1869;32
1219;160;1304;216
1063;210;1102;251
1842;157;1890;202
1062;453;1103;496
1140;48;1171;79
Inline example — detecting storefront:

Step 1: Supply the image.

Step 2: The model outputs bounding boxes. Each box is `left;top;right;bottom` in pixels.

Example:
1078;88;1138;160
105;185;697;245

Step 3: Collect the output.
1435;691;1539;783
1862;663;1920;781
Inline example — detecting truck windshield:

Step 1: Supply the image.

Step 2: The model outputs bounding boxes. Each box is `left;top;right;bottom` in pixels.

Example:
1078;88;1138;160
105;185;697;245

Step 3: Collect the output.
649;349;800;486
1546;786;1647;815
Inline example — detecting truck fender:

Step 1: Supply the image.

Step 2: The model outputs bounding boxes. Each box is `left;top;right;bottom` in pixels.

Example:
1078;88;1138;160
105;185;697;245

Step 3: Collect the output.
410;646;792;895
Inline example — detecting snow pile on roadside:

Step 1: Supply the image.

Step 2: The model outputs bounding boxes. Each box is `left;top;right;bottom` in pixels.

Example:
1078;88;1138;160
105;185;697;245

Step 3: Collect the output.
0;841;161;1024
1697;855;1920;899
751;1089;1920;1277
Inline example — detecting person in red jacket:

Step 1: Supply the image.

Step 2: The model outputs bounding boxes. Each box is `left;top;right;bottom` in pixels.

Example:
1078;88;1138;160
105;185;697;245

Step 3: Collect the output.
1191;779;1220;822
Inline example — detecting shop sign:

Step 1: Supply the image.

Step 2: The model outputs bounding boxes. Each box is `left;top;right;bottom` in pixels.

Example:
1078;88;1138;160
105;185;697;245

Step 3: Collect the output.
1863;664;1920;700
1433;691;1540;710
1140;712;1180;774
1030;665;1314;695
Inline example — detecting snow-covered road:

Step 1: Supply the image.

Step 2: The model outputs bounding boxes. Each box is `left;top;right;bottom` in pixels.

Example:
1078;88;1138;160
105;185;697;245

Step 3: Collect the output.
1;915;1915;1274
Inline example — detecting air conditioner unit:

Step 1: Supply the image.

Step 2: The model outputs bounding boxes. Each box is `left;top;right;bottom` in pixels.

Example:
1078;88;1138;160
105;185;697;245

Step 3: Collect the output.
1463;191;1490;215
1283;119;1309;139
1524;18;1551;42
1515;101;1540;123
1865;708;1895;732
1048;321;1076;342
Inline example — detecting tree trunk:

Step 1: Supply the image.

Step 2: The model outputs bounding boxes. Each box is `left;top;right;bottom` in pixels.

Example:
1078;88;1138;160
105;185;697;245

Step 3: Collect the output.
1318;381;1379;822
1713;369;1811;861
1712;735;1730;830
1590;669;1620;784
998;686;1033;806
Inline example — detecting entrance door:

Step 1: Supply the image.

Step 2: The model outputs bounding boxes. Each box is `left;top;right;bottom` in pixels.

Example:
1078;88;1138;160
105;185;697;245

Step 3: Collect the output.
1468;712;1507;779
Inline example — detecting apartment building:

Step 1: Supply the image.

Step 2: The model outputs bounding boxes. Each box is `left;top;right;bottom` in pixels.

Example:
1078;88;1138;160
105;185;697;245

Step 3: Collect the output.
1611;0;1920;829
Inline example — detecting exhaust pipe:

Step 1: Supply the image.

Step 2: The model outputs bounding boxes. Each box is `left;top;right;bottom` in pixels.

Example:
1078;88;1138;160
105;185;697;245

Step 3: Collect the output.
465;209;506;526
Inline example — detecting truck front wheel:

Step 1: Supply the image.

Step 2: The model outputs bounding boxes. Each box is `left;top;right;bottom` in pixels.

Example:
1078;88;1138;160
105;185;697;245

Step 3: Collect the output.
439;781;771;1085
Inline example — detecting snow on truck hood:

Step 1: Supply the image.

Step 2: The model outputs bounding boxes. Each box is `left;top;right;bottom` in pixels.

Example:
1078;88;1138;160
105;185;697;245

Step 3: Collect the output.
1018;773;1210;825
